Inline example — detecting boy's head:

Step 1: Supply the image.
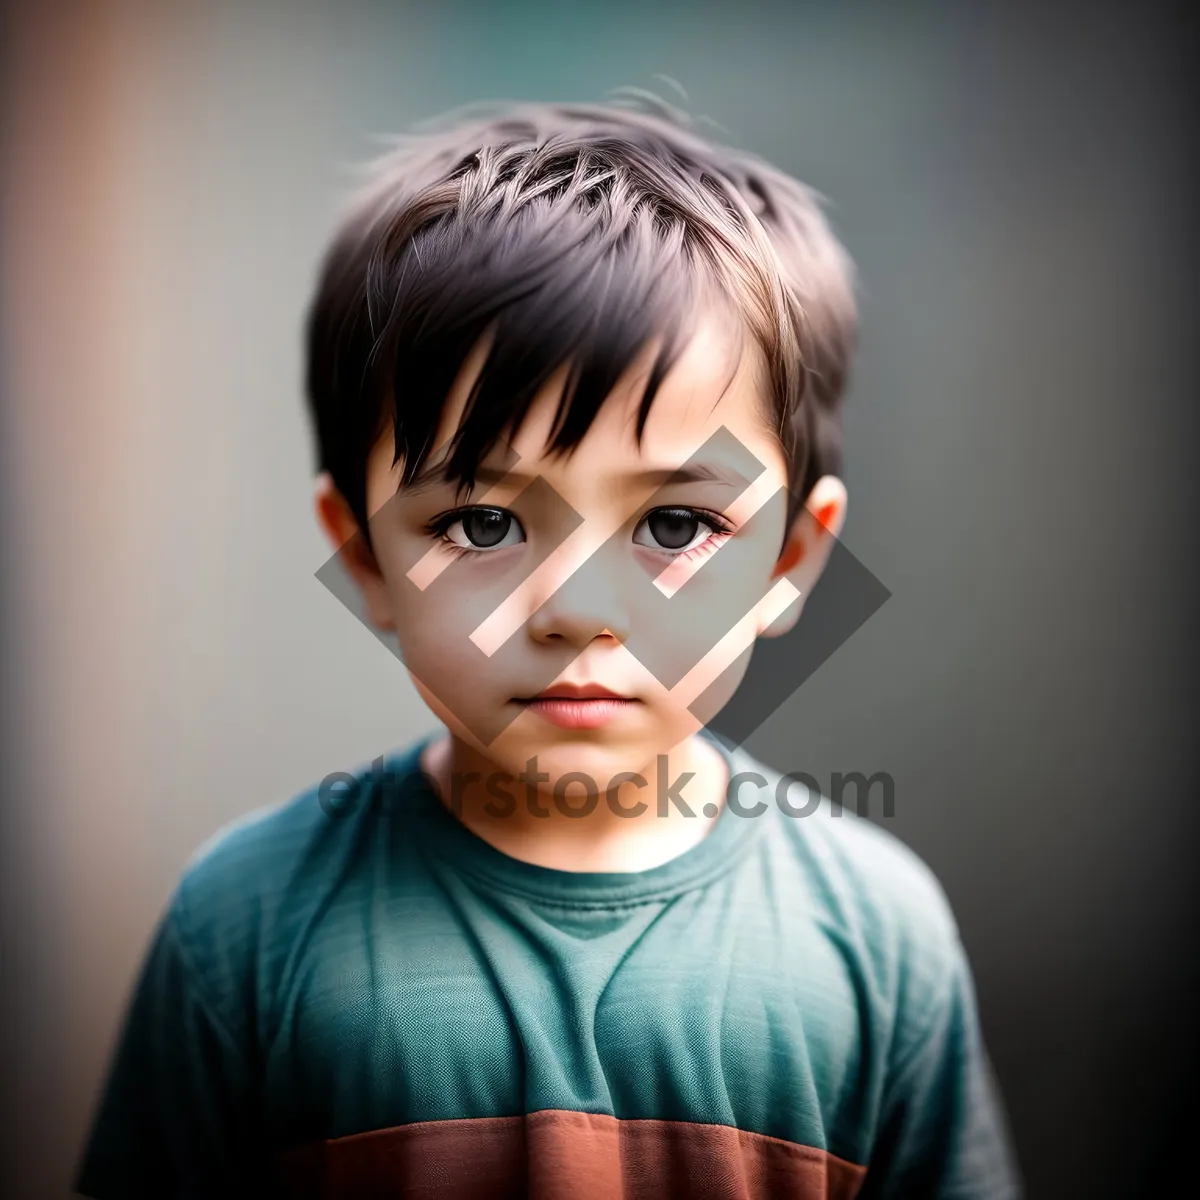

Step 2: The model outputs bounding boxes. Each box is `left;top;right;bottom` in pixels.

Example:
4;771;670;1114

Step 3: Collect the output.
308;96;857;784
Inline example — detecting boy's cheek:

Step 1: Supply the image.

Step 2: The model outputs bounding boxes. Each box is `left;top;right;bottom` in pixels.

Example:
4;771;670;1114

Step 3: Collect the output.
388;567;517;653
623;563;773;688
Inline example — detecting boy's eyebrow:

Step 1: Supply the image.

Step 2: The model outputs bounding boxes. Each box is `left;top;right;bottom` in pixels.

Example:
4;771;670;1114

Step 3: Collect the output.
609;462;752;490
401;459;751;497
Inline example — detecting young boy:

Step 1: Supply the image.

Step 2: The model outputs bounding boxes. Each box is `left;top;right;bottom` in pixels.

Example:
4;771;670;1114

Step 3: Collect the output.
76;98;1021;1198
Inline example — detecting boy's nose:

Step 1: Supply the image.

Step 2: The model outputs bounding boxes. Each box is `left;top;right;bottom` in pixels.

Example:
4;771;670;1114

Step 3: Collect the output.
524;554;631;648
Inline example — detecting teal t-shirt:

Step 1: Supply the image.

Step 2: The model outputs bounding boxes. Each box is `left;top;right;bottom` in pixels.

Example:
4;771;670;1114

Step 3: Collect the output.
76;729;1020;1198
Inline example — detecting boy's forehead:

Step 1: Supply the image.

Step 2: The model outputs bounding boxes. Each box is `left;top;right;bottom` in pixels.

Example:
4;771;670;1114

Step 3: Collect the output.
380;311;779;492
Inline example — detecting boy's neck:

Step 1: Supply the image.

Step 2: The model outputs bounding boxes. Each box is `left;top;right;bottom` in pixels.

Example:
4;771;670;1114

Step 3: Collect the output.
419;731;730;873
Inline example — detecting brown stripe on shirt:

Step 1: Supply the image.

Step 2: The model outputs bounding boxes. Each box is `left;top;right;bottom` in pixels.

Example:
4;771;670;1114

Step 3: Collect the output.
275;1110;867;1199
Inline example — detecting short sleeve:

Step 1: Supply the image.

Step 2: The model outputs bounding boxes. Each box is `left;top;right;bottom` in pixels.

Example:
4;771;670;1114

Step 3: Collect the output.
858;938;1023;1200
74;899;274;1199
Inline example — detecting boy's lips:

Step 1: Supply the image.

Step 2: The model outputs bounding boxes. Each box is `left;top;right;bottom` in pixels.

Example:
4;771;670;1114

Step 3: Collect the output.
513;683;640;729
517;683;632;701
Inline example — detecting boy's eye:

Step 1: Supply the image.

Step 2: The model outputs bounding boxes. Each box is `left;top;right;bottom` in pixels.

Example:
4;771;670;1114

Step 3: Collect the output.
633;507;730;554
440;507;524;551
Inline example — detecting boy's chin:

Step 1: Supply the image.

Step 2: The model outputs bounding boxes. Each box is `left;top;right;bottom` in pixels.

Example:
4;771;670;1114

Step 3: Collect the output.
492;725;699;784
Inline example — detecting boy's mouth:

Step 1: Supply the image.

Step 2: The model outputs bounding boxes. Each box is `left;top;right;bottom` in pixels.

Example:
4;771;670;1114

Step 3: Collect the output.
514;683;640;730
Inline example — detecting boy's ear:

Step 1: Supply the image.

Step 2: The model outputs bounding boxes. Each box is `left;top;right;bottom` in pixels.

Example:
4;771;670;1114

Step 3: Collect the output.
314;473;395;632
758;475;848;639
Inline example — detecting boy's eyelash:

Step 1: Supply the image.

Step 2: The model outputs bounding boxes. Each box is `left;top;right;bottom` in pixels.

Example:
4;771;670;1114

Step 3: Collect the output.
689;509;734;537
422;507;486;539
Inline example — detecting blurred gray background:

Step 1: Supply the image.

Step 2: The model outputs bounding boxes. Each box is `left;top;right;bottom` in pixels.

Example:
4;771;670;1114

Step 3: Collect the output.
2;1;1194;1196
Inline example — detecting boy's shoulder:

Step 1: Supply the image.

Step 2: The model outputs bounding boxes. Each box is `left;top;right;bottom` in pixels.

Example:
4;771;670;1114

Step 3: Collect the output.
174;761;361;924
162;744;417;1032
730;742;967;1014
177;735;433;891
735;742;957;917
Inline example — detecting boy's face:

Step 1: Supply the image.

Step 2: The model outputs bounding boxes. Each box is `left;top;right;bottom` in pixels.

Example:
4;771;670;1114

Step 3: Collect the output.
321;311;844;787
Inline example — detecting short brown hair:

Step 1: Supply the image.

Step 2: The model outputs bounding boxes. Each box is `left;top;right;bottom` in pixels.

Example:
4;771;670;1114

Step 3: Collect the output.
305;93;857;547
